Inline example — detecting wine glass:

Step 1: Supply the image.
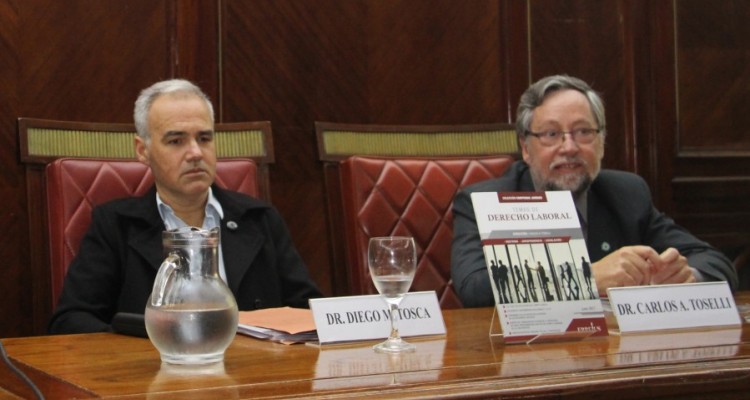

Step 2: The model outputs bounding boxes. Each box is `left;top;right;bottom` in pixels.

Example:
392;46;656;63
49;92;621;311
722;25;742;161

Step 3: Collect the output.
368;236;417;353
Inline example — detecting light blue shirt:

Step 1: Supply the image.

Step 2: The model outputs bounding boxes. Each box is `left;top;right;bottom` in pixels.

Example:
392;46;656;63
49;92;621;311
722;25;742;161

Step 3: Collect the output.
156;188;227;281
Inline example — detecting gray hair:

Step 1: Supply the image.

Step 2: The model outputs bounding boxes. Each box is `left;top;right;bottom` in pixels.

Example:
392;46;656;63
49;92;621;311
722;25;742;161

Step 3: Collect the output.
515;75;606;140
133;79;215;142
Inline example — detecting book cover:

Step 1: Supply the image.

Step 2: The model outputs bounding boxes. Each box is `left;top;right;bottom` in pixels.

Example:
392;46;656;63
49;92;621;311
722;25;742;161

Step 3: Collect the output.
470;191;608;343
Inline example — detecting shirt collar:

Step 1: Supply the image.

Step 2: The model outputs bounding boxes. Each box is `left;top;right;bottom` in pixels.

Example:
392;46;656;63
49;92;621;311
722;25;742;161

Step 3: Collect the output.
156;187;224;230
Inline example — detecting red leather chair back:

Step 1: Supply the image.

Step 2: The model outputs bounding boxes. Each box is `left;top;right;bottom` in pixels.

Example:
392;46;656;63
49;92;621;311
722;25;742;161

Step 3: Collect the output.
45;158;259;307
340;155;515;308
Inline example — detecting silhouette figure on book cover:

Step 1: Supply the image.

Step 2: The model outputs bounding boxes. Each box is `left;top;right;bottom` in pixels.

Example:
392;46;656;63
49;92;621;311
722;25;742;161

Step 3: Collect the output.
537;261;554;301
524;260;538;302
490;259;513;304
565;262;581;300
581;256;594;299
513;264;529;303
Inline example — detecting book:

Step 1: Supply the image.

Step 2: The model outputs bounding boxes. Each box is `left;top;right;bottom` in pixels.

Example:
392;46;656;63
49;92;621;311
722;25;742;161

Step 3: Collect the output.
237;307;318;345
470;191;608;343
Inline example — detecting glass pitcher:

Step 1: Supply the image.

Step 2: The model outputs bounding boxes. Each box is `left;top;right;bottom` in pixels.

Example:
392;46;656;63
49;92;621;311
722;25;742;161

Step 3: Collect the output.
145;227;239;364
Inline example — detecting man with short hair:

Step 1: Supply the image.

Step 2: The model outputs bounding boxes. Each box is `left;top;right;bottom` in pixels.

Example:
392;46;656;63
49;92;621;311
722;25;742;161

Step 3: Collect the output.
451;74;738;307
49;79;321;333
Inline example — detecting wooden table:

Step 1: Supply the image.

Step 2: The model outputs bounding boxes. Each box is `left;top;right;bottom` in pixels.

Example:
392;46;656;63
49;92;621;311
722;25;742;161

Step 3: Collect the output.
2;294;750;399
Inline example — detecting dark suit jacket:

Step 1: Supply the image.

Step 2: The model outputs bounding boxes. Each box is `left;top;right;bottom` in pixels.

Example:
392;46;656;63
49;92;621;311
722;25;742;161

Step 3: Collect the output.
49;186;321;334
451;161;738;307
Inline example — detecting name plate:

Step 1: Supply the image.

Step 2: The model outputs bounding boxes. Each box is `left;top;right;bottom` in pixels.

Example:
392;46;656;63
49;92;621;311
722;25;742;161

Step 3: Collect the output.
309;291;446;345
607;282;741;333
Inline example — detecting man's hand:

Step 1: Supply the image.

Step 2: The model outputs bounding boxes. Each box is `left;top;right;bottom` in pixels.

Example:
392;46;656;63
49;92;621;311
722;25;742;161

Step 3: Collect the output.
649;247;697;285
592;246;659;296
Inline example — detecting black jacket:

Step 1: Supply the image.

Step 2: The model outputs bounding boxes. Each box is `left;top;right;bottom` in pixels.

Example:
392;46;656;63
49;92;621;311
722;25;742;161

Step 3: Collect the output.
49;186;321;333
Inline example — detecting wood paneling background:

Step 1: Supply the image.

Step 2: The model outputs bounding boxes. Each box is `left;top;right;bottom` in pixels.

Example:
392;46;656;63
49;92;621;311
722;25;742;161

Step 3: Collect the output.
672;0;750;252
1;0;748;337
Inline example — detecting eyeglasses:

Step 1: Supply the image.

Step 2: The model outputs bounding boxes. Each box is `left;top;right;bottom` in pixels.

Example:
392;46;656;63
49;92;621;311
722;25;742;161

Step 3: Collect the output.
524;127;602;147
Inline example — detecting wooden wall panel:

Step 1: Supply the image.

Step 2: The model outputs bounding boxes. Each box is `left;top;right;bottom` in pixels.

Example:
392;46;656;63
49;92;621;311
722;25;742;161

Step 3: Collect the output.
17;1;171;122
671;0;750;252
677;0;750;152
173;0;220;103
220;0;513;296
0;0;24;337
630;0;676;208
528;0;631;173
365;1;506;123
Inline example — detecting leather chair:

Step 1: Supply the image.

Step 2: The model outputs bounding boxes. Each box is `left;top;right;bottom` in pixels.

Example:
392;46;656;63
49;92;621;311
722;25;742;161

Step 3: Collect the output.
19;118;273;333
45;158;260;307
316;121;518;307
339;156;515;308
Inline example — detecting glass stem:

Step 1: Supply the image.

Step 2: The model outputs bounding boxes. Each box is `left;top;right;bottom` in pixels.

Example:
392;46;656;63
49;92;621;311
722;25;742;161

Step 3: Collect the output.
389;303;400;340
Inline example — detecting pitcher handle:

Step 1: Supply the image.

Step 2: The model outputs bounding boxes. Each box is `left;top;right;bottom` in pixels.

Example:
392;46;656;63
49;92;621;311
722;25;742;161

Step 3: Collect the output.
150;252;181;307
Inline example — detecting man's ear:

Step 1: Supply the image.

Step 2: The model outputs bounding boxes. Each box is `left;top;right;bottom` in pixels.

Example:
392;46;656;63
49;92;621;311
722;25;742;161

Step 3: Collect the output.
135;136;150;166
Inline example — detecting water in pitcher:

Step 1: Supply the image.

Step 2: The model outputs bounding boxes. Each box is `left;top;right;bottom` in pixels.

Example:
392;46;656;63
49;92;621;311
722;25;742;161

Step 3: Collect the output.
145;303;238;364
145;227;239;364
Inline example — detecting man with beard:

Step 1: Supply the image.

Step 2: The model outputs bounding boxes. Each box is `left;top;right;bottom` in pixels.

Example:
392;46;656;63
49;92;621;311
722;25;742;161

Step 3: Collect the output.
451;74;738;307
49;79;321;333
